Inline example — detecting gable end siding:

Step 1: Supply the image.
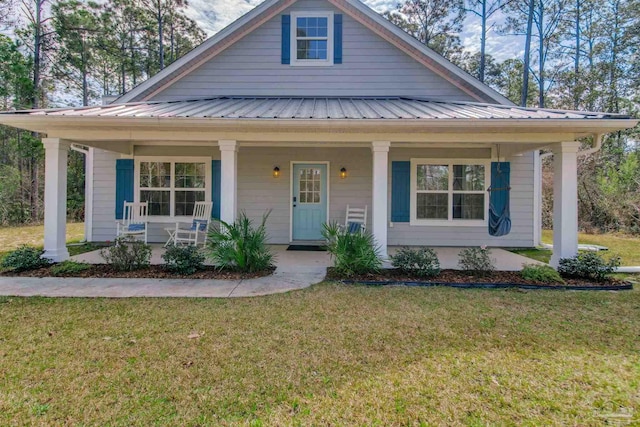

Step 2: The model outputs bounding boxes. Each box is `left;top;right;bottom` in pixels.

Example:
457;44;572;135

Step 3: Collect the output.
150;0;475;101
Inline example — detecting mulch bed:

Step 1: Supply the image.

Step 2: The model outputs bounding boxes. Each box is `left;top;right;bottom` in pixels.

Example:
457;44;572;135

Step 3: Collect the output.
1;265;275;280
326;268;633;290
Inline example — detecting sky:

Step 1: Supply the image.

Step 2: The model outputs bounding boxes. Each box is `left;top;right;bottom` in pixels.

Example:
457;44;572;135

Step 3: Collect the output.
181;0;525;62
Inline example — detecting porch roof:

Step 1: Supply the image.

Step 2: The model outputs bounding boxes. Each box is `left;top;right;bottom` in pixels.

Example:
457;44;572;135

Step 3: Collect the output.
4;96;631;121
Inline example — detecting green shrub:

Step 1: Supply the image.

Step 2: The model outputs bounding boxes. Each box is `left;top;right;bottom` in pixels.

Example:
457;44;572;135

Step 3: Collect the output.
0;245;50;272
458;246;495;277
207;211;274;273
51;260;91;276
521;264;564;284
557;252;621;282
100;236;151;271
391;247;440;278
322;222;382;277
162;244;205;275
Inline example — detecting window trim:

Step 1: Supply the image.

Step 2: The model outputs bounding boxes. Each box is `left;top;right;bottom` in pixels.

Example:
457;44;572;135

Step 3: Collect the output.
409;158;489;227
290;11;334;67
134;156;211;222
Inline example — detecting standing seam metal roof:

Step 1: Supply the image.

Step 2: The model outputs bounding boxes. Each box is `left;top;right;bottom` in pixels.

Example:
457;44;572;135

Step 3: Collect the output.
12;97;629;120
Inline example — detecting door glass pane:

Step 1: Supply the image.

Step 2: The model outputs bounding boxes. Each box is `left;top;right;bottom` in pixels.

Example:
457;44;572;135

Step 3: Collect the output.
453;165;485;191
417;165;449;191
417;193;448;219
140;190;170;216
298;167;321;204
453;194;485;220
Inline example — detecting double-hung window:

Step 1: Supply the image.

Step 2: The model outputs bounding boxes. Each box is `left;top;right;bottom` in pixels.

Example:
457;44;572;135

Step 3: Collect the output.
291;12;333;66
410;159;488;225
136;158;210;218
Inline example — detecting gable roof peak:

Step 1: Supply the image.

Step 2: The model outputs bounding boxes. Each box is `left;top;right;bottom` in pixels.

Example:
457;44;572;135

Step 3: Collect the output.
116;0;513;105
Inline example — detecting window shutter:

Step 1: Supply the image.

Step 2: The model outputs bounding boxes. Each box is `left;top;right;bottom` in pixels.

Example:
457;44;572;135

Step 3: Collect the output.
211;160;221;219
334;14;342;64
281;15;291;64
391;161;410;222
115;159;134;220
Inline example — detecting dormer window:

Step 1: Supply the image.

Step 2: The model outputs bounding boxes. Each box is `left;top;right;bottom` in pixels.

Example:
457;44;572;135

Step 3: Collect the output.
291;11;334;66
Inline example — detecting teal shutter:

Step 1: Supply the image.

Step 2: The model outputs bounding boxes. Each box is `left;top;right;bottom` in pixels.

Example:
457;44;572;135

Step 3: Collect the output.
391;161;410;222
334;14;342;64
281;15;290;64
115;159;134;220
211;160;221;219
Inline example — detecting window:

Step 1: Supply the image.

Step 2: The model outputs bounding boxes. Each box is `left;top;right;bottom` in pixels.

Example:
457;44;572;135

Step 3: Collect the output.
136;158;210;218
291;12;333;66
411;159;488;225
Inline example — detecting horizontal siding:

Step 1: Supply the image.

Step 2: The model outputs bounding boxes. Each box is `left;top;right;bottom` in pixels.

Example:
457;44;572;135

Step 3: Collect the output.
388;149;535;247
91;149;118;241
151;0;474;101
90;144;534;247
237;147;372;244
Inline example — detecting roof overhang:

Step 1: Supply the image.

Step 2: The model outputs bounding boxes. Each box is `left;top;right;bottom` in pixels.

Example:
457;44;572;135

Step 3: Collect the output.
1;114;636;157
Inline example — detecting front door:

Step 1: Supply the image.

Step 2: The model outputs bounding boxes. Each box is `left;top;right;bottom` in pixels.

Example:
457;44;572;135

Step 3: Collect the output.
292;163;328;241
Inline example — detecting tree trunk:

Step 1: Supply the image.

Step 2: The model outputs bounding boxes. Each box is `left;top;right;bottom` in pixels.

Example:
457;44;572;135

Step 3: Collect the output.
573;0;580;109
479;0;487;82
521;0;535;107
538;1;545;108
32;0;42;109
158;8;164;70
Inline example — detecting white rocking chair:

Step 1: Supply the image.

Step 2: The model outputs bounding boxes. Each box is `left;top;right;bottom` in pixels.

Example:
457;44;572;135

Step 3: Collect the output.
116;201;149;243
343;205;367;234
166;201;213;247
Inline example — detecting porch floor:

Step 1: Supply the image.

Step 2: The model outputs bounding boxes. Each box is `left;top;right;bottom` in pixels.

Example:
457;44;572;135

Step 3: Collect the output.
71;245;540;272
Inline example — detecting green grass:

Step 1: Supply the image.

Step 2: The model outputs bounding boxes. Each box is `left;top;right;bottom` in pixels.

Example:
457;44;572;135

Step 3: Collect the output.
542;230;640;265
510;230;640;267
0;223;92;259
1;284;639;425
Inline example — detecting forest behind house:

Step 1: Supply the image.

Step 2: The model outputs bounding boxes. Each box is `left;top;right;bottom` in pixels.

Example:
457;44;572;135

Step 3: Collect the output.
0;0;638;234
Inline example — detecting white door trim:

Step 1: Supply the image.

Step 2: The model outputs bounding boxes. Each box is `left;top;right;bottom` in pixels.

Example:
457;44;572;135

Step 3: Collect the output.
289;161;331;242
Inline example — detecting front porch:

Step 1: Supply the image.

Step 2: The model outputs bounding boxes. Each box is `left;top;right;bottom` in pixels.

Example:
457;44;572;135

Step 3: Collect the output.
71;244;542;272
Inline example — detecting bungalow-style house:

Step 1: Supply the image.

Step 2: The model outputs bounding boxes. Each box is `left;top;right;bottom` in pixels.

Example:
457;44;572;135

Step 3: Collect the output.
0;0;636;266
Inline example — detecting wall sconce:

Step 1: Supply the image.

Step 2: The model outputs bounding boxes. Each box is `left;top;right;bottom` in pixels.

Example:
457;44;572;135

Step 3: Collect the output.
340;167;347;179
273;166;280;178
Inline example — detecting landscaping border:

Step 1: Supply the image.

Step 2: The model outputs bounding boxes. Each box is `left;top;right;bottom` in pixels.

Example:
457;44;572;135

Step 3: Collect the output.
339;280;633;291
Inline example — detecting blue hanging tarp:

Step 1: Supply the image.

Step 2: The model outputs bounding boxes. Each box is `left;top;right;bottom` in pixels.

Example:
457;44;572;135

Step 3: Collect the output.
488;162;511;236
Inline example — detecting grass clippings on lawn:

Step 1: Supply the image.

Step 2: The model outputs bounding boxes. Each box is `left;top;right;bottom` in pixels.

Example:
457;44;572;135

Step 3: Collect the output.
1;284;639;425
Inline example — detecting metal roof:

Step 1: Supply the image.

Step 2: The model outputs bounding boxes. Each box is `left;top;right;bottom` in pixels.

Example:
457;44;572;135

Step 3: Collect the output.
8;97;629;121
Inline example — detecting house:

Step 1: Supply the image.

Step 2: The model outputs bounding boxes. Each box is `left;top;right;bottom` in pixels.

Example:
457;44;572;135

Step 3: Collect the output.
0;0;636;266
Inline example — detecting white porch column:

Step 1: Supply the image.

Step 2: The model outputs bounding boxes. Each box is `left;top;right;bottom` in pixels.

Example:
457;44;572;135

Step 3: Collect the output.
42;138;70;262
219;140;238;224
372;141;390;259
550;141;580;267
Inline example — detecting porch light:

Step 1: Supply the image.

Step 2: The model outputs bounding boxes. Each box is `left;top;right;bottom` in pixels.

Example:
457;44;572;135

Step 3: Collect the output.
273;166;280;178
340;167;347;179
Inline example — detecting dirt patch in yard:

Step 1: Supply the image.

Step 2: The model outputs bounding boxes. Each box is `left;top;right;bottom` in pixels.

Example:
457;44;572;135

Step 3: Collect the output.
1;265;275;280
326;268;630;288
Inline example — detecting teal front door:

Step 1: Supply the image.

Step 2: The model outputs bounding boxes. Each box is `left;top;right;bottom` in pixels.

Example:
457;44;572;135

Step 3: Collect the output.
292;163;327;241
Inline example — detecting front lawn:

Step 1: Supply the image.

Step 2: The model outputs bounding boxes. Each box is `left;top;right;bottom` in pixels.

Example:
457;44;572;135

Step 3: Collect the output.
1;284;638;425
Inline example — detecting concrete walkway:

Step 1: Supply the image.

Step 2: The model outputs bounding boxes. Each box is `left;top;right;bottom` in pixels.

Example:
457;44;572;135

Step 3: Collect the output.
0;246;538;298
0;246;330;298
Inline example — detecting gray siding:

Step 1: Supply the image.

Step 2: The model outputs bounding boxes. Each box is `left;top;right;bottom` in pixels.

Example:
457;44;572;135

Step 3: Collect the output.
238;147;372;244
91;145;534;247
150;0;474;101
91;149;118;241
388;149;535;247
